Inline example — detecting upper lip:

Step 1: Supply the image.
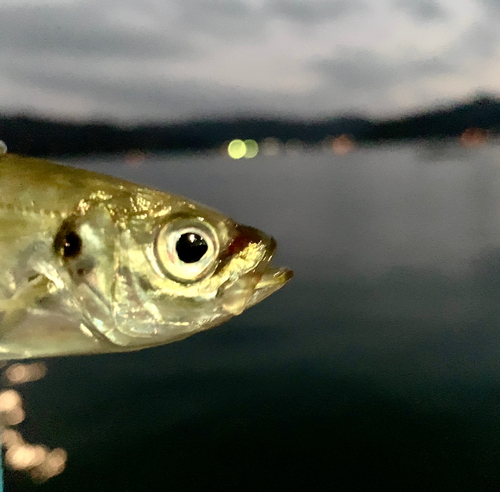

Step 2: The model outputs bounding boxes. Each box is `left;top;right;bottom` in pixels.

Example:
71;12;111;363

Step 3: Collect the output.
219;225;293;315
220;225;293;315
235;225;293;302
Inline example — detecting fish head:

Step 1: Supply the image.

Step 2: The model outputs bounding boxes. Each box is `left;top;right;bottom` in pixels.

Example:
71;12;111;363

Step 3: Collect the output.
54;190;292;349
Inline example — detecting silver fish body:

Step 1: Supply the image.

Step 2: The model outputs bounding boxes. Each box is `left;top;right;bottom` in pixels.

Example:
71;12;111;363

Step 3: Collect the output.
0;153;292;359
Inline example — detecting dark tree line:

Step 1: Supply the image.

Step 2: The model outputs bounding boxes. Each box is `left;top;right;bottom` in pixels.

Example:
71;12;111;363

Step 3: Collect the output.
365;95;500;142
0;115;370;157
1;95;499;158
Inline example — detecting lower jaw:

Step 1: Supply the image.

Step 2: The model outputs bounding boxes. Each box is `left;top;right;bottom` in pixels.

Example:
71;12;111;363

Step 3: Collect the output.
245;266;293;309
221;271;261;316
221;265;293;316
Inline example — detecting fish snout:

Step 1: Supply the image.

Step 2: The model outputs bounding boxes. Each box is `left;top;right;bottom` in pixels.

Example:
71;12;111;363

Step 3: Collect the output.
219;224;291;316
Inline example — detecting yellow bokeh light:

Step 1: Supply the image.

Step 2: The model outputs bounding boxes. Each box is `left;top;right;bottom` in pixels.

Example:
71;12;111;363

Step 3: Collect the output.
0;362;67;483
243;139;258;158
332;134;355;155
261;137;281;156
4;362;47;385
2;428;24;448
0;389;21;412
6;444;40;470
227;139;246;159
5;406;26;425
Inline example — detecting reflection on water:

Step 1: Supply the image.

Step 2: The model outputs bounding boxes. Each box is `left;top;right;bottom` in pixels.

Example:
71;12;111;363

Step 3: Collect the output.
3;363;47;386
5;143;500;490
0;362;67;482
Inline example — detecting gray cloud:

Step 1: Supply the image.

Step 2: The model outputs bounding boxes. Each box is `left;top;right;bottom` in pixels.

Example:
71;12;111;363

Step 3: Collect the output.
175;0;266;40
267;0;362;24
1;54;292;122
0;42;465;123
0;0;365;122
0;0;271;63
0;3;194;60
174;0;363;37
456;22;500;59
312;49;454;92
393;0;448;22
0;0;497;122
313;51;397;91
167;0;267;43
304;49;461;116
479;0;500;16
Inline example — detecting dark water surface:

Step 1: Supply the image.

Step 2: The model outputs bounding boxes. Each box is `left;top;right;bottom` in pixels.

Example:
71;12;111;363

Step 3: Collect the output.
7;144;500;491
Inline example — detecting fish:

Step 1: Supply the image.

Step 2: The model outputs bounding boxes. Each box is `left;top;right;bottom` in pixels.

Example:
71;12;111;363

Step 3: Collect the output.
0;152;292;360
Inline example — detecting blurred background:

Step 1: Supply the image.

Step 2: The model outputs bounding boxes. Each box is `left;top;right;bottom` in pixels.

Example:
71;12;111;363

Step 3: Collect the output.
2;0;500;490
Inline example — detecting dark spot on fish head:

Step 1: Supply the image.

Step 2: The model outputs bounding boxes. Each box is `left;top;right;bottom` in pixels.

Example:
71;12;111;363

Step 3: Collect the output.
53;219;82;259
54;219;96;279
138;276;154;292
63;231;82;259
74;258;95;277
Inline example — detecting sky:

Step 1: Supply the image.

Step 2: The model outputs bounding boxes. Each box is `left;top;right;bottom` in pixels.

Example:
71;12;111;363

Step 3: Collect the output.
0;0;499;123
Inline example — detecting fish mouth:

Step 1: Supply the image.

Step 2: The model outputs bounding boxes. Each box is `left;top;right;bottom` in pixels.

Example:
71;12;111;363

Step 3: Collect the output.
246;265;293;309
221;263;293;316
221;226;293;315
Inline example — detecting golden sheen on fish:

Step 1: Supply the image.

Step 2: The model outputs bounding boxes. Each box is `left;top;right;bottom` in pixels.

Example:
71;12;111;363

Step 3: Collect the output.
0;153;292;360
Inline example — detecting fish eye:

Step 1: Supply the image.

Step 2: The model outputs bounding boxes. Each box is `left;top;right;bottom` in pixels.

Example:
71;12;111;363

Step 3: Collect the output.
176;232;208;263
155;218;219;282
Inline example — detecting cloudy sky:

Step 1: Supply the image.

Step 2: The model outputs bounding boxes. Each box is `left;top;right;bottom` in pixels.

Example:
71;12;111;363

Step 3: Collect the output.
0;0;499;123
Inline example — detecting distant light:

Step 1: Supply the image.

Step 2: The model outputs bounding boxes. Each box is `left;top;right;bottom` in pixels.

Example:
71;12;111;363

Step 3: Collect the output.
5;406;25;425
5;444;48;471
0;389;21;412
228;139;246;159
460;128;487;148
261;137;282;156
1;429;24;448
4;362;47;385
285;139;303;156
0;363;67;482
6;444;38;470
332;134;355;155
243;139;258;158
124;149;146;167
33;448;67;481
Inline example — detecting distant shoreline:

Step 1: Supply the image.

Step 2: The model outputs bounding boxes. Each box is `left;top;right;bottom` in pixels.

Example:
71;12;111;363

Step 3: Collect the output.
1;95;499;157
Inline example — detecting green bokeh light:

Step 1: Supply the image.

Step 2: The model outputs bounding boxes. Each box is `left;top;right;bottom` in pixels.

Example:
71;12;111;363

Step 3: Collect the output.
243;139;258;158
228;139;246;159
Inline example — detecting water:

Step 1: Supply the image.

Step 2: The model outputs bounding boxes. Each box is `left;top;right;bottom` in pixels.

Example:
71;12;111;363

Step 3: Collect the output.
7;143;500;491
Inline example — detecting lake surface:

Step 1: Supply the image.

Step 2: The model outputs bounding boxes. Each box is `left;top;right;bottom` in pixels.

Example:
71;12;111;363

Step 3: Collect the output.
6;143;500;491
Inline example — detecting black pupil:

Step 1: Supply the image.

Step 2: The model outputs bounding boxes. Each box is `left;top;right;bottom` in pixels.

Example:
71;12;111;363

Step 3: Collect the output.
62;231;82;258
176;233;208;263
